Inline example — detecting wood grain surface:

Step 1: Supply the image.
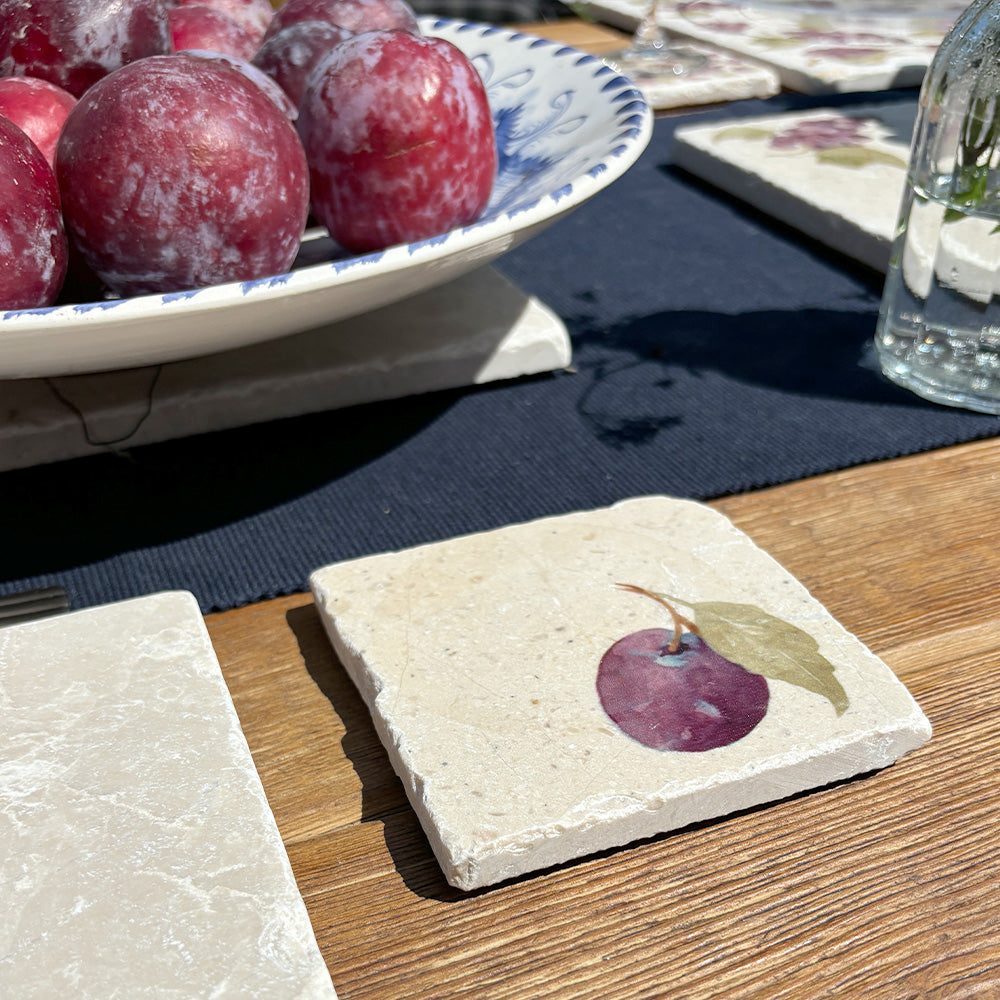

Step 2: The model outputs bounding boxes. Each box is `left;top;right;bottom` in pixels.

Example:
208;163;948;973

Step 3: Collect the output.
204;18;998;998
206;437;1000;1000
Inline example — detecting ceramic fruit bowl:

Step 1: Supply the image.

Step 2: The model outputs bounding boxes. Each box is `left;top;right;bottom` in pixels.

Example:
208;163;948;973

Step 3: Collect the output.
0;18;652;379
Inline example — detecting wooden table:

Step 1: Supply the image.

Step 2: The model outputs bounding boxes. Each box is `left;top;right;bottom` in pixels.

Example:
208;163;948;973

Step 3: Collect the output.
203;18;999;1000
207;436;1000;999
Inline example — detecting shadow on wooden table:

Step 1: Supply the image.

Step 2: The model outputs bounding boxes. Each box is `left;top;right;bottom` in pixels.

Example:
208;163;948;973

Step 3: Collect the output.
285;601;473;900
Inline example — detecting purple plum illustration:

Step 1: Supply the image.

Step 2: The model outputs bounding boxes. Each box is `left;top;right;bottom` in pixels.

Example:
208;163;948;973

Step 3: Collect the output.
598;586;769;752
597;583;849;753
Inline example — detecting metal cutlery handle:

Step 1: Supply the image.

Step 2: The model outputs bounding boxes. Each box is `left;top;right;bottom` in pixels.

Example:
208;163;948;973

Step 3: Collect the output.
0;586;70;626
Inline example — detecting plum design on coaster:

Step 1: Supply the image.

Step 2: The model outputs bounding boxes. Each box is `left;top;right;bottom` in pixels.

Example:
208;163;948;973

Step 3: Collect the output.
597;584;850;752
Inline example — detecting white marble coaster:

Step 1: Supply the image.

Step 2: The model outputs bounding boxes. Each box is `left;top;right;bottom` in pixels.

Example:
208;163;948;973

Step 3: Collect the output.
587;0;960;93
606;44;779;110
673;100;917;270
0;591;337;1000
0;266;569;472
310;496;931;891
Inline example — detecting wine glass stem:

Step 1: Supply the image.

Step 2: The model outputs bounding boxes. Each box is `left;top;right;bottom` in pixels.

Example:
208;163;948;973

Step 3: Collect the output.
602;0;706;77
632;0;668;52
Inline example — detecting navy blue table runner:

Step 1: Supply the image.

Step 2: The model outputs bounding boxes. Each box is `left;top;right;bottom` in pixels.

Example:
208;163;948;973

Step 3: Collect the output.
3;89;998;614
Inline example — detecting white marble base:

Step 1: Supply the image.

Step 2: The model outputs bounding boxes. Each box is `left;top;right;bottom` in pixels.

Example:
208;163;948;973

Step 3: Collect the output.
672;101;917;270
0;591;337;1000
0;266;570;472
311;496;931;891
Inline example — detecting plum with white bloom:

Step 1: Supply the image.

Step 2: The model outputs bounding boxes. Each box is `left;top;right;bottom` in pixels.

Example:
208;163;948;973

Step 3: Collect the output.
0;114;67;308
252;20;352;108
0;75;76;167
55;53;309;296
173;0;274;36
262;0;419;41
168;4;261;61
0;0;171;97
297;29;496;253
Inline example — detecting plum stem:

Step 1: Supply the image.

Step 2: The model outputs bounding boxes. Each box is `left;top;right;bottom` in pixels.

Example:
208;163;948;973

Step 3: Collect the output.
614;583;699;653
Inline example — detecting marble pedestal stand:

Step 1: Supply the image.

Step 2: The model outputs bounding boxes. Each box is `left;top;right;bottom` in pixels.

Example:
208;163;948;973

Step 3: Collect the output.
0;267;570;472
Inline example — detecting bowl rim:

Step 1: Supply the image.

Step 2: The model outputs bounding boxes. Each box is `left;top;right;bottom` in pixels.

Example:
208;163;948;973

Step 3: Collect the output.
1;18;653;335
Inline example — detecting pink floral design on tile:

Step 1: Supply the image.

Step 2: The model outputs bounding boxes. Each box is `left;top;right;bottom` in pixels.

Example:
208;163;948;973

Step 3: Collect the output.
806;47;888;60
789;28;903;45
677;0;730;11
701;19;750;33
710;111;907;172
769;115;869;151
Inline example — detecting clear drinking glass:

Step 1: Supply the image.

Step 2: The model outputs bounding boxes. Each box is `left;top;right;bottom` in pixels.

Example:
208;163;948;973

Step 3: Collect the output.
602;0;706;79
874;0;1000;412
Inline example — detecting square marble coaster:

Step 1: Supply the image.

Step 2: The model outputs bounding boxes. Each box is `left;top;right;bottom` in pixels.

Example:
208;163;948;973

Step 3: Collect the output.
310;497;931;891
606;44;779;110
673;100;918;270
586;0;960;93
0;591;337;1000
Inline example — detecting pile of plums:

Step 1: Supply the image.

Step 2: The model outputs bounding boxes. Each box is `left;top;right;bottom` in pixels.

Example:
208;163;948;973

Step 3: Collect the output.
0;0;498;309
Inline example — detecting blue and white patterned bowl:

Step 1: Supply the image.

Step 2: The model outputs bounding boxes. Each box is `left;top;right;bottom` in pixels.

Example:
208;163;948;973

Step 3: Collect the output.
0;19;652;379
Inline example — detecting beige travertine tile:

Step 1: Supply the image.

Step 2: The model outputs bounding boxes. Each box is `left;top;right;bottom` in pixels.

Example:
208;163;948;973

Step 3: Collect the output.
0;591;337;1000
671;103;918;272
311;497;930;891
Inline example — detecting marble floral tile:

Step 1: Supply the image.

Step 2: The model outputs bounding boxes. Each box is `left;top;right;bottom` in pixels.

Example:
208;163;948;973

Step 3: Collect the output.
671;99;917;269
586;0;963;92
605;42;780;110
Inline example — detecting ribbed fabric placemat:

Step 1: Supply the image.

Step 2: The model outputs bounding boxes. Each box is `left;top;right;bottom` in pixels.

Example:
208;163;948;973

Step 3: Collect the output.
2;90;997;614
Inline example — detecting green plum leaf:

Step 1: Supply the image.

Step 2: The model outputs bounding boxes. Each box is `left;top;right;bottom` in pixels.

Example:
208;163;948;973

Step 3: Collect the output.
711;126;774;143
753;35;805;49
664;597;849;716
814;146;908;170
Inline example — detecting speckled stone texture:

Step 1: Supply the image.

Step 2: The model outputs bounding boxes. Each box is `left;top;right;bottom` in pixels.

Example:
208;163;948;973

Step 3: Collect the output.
311;496;931;891
0;591;337;1000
